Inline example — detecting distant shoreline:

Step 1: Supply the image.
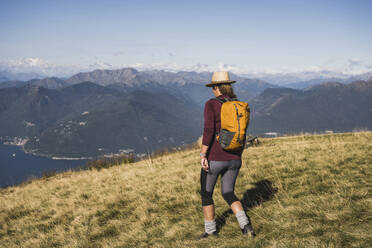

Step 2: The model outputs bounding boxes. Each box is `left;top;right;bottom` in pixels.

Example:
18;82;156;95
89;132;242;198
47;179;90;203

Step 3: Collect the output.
21;147;93;161
51;156;93;160
0;136;193;161
1;139;93;161
3;141;136;161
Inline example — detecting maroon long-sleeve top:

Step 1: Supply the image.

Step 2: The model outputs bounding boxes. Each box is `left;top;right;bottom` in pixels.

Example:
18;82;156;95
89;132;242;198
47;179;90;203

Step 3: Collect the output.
202;94;243;161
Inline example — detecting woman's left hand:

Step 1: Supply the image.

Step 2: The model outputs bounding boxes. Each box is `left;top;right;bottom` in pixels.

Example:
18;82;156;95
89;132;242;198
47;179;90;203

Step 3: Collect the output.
201;157;209;172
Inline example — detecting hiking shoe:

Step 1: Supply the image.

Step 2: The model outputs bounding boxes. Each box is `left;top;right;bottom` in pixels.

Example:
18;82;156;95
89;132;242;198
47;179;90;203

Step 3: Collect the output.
241;223;256;237
196;231;218;240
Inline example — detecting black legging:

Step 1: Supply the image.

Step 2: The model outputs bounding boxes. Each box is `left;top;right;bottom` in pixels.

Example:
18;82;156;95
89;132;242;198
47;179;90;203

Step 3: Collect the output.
200;160;241;206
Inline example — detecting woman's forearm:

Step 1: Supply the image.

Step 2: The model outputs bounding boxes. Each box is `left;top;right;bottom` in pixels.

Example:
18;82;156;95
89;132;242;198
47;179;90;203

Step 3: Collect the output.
200;144;209;157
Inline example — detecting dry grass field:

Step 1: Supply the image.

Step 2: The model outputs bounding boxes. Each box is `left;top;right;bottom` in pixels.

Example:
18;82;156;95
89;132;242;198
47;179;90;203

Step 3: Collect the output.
0;132;371;248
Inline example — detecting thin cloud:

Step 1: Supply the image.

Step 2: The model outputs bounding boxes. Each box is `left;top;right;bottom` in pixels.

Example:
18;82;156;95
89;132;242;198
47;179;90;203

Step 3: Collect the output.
348;58;362;68
217;63;240;73
113;51;126;57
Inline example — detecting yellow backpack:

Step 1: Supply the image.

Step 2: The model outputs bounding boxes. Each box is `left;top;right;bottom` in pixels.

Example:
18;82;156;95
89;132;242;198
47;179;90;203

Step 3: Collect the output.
215;97;250;151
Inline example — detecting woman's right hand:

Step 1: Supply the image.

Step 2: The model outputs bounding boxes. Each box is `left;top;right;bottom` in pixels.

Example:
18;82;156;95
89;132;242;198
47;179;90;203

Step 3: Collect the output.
201;157;209;172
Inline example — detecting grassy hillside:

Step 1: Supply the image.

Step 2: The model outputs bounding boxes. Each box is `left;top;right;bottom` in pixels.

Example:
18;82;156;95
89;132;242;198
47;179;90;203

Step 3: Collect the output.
0;132;371;247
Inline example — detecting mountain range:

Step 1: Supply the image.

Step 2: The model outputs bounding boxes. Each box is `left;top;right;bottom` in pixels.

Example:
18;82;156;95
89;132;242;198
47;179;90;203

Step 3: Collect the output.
0;68;275;106
0;68;371;158
241;71;372;87
0;82;202;157
249;79;372;135
0;70;43;82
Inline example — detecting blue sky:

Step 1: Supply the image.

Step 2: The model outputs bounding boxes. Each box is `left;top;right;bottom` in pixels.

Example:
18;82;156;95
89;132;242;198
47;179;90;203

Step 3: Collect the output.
0;0;371;75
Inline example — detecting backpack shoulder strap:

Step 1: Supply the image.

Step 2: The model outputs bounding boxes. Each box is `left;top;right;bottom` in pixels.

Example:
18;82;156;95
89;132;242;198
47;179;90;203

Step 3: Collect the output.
213;97;239;103
213;97;227;104
214;97;239;103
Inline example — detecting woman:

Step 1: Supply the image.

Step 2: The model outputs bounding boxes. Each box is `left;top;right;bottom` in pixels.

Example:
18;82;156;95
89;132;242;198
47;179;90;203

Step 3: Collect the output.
198;71;255;239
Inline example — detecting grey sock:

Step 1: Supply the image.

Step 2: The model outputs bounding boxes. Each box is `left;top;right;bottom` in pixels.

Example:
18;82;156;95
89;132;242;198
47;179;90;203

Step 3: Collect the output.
235;210;249;229
204;219;216;234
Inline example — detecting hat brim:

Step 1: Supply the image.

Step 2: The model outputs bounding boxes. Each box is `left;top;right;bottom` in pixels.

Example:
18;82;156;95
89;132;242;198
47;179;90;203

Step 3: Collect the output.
205;80;236;87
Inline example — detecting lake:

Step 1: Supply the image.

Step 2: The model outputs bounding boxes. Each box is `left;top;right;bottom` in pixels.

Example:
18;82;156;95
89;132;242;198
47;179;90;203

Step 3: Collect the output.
0;143;89;188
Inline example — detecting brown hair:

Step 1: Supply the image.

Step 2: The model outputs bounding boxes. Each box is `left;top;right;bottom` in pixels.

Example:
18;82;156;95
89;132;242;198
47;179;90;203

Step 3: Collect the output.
216;84;237;98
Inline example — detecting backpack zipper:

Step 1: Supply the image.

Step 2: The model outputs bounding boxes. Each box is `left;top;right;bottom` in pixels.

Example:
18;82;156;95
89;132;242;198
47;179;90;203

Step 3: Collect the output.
233;103;242;144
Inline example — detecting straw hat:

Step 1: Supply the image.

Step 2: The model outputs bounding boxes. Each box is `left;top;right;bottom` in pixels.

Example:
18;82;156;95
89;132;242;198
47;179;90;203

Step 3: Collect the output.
205;71;236;87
